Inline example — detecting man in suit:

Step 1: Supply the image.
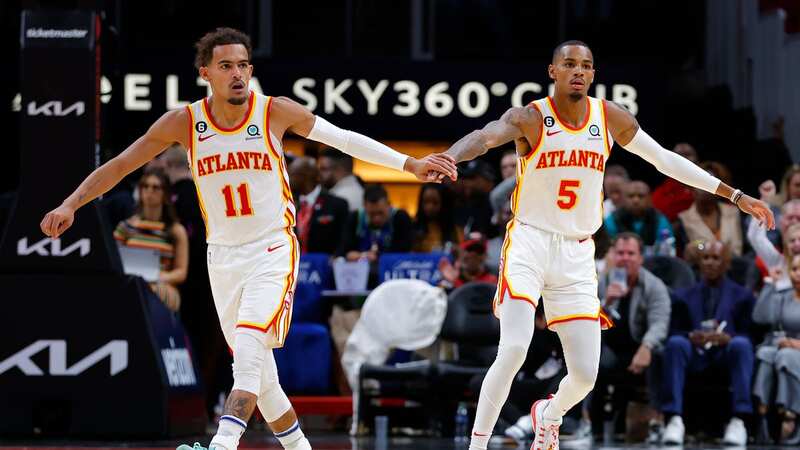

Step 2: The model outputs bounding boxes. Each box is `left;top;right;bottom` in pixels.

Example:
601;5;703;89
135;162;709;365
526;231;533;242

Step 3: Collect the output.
661;240;755;446
288;156;349;254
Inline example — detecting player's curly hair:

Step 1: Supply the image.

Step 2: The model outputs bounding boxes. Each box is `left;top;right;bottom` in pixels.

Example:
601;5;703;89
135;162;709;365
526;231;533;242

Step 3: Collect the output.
194;27;252;69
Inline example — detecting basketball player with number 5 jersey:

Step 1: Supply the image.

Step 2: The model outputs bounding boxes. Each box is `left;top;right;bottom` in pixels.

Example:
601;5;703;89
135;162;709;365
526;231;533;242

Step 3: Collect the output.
438;41;774;450
41;28;457;450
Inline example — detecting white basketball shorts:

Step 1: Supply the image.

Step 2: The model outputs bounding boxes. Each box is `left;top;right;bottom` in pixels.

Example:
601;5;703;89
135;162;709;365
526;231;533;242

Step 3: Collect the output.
207;227;299;348
494;219;613;330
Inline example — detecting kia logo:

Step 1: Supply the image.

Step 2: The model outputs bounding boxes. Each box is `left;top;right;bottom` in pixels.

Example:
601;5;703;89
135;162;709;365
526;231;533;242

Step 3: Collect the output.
0;340;128;376
17;237;91;257
27;100;85;117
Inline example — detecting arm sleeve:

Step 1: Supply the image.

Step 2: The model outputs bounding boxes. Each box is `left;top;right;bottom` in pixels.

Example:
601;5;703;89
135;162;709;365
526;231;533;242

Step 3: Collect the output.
622;129;721;194
307;116;408;172
747;216;783;268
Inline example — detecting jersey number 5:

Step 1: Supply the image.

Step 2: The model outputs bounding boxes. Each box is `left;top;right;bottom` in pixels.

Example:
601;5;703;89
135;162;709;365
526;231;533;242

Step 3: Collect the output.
557;179;580;210
222;183;254;217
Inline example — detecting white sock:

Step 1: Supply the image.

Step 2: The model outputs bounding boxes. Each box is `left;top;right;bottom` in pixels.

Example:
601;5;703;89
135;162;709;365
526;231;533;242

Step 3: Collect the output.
210;415;247;450
275;420;311;449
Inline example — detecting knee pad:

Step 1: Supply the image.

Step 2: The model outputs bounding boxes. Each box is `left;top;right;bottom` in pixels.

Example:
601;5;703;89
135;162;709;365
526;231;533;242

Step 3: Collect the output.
256;353;292;423
231;328;267;395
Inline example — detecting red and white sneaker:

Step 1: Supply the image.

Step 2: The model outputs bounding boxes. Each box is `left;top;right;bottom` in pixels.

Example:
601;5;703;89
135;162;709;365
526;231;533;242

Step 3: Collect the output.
530;395;562;450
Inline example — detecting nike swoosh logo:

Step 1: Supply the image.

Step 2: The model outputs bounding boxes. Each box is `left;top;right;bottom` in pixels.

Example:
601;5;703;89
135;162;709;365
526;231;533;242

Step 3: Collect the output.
546;130;562;136
198;133;217;142
267;243;286;253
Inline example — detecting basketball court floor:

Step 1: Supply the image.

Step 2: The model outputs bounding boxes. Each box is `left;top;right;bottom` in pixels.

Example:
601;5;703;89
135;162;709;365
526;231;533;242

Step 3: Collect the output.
0;432;788;450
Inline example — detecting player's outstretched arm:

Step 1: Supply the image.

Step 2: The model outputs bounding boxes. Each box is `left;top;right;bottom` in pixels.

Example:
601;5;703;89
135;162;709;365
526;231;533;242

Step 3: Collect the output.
443;106;542;164
605;100;775;229
40;108;189;239
271;96;456;182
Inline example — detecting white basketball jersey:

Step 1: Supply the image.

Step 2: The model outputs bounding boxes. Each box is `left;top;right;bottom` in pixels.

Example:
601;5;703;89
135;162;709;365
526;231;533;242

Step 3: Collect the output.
186;92;296;246
511;96;613;237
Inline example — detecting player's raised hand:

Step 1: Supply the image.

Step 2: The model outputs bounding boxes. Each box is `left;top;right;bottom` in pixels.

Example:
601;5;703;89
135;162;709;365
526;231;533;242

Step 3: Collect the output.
406;153;458;183
737;194;775;230
40;204;76;239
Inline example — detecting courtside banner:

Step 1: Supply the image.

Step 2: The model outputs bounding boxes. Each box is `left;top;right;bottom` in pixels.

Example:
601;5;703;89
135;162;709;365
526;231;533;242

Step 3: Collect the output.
0;275;205;437
0;10;120;275
97;56;664;145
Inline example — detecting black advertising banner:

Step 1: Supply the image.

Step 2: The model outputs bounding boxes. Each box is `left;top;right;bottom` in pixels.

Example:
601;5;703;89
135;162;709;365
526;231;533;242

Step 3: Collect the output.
100;55;664;147
0;10;121;275
0;275;205;437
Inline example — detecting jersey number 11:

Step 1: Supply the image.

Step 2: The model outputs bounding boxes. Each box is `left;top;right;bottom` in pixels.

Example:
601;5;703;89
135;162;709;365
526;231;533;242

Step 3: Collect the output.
222;183;254;217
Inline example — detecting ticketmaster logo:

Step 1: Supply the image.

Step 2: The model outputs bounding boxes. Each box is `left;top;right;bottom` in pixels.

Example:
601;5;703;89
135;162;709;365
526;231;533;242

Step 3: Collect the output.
26;28;88;39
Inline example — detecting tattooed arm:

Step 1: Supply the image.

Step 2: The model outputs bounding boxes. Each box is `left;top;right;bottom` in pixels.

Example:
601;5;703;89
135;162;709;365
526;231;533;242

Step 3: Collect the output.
443;106;542;163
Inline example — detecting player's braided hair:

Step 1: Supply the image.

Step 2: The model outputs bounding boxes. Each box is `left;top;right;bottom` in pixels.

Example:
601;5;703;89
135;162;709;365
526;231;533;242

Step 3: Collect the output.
194;27;252;69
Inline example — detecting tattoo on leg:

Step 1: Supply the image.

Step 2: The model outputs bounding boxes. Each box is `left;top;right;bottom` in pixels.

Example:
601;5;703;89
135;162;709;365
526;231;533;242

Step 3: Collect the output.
223;390;258;421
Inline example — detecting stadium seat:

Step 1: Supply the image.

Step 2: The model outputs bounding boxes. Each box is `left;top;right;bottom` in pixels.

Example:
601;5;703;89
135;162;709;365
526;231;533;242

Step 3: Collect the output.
293;253;333;324
274;323;332;394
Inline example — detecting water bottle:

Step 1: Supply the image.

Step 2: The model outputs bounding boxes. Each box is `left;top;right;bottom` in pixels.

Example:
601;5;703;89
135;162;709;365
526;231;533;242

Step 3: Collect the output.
454;402;469;444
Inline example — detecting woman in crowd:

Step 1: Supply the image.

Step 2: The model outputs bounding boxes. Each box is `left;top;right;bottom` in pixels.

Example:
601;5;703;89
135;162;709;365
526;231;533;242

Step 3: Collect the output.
412;183;462;252
114;167;188;311
748;217;800;291
753;253;800;444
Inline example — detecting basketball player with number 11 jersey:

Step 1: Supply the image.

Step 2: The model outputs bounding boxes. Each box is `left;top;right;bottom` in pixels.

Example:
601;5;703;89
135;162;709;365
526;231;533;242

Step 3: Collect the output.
41;28;457;450
438;41;774;450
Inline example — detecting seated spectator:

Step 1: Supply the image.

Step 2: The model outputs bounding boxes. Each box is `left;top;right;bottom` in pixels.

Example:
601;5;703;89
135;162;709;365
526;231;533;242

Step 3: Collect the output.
661;240;755;446
603;164;629;217
318;147;364;212
412;184;462;252
752;253;800;444
651;143;698;222
499;148;517;180
748;200;800;290
676;161;743;256
584;232;670;441
114;168;188;312
453;160;494;235
289;156;349;254
605;180;674;255
339;184;413;261
439;232;498;289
